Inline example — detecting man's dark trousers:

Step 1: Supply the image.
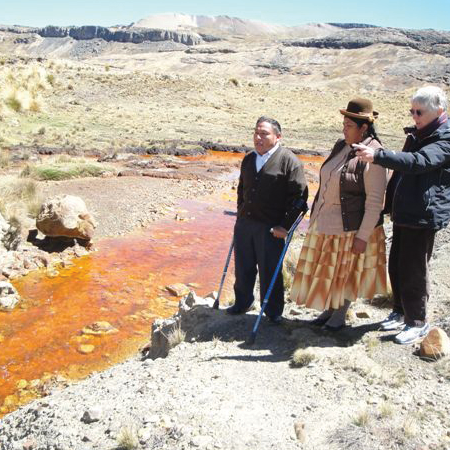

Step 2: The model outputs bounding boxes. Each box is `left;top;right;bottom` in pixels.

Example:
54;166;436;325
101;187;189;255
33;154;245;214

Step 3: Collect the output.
233;217;285;318
389;224;436;326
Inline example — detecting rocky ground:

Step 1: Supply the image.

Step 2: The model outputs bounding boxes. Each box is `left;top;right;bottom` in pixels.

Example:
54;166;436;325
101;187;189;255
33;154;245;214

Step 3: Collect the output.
0;257;449;450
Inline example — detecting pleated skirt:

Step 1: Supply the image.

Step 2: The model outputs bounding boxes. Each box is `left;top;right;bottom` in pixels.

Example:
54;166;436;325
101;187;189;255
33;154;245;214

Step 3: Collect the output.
290;222;387;311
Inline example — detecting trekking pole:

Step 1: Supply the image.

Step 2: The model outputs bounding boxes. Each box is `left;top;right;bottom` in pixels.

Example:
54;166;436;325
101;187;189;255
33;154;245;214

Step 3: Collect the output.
213;237;234;309
247;203;308;345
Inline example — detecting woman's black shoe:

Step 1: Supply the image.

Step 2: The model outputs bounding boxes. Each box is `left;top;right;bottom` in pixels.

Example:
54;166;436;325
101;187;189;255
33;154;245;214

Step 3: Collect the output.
323;323;346;332
309;316;330;326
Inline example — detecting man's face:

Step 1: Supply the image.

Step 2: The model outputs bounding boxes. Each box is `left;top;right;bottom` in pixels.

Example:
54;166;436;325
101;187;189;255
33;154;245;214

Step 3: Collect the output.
253;122;280;155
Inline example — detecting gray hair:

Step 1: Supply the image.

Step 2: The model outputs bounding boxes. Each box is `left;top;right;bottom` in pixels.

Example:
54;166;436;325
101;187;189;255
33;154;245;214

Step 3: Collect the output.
411;86;448;112
255;116;281;135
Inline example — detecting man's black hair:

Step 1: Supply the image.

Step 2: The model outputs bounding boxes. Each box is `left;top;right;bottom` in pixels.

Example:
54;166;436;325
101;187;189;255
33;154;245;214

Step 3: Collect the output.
255;116;281;135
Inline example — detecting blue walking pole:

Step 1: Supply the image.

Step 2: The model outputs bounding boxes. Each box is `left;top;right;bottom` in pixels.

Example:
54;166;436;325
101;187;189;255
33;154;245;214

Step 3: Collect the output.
213;238;234;309
247;204;308;345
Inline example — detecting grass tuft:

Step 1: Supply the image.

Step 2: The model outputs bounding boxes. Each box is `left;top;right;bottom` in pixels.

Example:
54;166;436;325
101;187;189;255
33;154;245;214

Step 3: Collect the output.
116;423;139;450
20;162;110;181
167;323;186;349
290;348;315;368
353;408;371;427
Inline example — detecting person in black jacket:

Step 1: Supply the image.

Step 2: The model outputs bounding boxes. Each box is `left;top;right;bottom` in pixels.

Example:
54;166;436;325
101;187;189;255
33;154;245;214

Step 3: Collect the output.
226;116;308;322
355;86;450;345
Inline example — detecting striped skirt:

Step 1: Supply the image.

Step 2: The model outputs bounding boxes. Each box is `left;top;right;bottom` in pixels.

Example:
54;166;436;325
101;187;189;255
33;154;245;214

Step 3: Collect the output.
290;222;387;311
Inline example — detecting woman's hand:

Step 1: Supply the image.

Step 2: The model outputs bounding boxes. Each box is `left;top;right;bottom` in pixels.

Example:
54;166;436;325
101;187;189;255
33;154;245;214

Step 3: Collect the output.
352;237;367;254
352;143;375;163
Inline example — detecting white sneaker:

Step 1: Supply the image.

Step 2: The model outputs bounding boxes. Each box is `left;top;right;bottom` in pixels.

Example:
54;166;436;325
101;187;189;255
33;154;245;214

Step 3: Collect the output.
394;323;430;345
380;312;405;331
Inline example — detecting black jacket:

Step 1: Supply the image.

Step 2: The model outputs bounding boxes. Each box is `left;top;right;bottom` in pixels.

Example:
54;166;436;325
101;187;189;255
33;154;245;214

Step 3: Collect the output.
374;120;450;229
237;146;308;230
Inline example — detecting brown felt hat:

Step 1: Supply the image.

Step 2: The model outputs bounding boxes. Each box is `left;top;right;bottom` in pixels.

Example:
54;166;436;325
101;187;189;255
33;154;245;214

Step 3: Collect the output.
340;98;379;122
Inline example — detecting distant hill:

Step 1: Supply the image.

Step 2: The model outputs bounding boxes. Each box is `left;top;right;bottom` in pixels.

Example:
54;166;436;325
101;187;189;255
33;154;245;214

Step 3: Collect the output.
133;13;337;37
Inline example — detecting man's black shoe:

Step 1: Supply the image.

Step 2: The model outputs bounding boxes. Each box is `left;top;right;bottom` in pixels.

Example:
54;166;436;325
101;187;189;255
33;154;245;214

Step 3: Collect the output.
267;314;283;324
226;305;247;315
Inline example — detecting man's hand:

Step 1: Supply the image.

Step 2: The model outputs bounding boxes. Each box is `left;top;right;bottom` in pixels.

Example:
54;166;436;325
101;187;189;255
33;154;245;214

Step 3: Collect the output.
352;237;367;254
270;226;288;239
352;143;375;163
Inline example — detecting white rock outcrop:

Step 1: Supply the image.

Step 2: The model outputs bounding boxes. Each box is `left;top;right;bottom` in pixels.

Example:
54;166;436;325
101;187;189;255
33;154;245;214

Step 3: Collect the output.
0;281;21;311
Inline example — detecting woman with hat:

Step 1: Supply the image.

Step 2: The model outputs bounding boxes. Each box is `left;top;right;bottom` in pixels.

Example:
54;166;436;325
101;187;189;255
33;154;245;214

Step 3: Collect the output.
290;98;388;330
354;86;450;344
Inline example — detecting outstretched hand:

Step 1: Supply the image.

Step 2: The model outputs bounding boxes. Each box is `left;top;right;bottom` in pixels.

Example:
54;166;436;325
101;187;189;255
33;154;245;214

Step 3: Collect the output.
353;143;375;163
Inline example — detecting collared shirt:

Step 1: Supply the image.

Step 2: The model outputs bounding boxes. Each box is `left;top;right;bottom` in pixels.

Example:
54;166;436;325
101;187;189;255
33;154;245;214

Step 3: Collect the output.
255;143;280;172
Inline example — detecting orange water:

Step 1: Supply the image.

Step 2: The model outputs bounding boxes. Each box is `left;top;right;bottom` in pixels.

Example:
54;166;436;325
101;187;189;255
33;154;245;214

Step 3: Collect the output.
0;200;237;415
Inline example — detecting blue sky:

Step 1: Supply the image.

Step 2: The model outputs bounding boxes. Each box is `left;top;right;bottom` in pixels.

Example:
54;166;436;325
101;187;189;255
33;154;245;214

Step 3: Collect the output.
2;0;450;30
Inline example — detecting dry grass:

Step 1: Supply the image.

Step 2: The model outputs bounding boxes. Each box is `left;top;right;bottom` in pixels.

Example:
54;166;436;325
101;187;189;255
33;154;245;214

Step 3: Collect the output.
0;176;42;223
0;148;10;168
116;423;139;450
0;64;52;115
379;401;394;418
353;408;371;427
167;323;186;349
290;348;316;368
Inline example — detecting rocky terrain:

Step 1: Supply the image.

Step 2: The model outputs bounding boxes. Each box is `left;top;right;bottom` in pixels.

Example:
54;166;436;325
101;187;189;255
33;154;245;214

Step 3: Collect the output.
0;12;450;450
0;258;449;450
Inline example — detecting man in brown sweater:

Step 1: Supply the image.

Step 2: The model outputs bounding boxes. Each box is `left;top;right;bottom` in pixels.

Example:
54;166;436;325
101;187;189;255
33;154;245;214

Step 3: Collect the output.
227;117;308;322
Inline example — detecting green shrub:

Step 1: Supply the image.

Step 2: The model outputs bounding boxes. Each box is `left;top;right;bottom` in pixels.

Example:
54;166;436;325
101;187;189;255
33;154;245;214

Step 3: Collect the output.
21;163;110;181
5;96;22;112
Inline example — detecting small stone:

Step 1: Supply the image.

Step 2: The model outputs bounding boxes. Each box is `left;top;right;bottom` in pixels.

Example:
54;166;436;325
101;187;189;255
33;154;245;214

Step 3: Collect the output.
166;283;191;296
0;281;21;311
22;438;37;450
294;421;306;442
191;435;213;448
81;407;102;424
138;427;152;443
78;345;95;354
160;415;172;428
355;310;371;319
420;327;450;359
82;321;119;336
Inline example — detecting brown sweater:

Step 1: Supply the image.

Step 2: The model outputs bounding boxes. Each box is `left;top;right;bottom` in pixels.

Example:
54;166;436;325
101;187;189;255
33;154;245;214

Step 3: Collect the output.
237;147;308;230
310;139;387;241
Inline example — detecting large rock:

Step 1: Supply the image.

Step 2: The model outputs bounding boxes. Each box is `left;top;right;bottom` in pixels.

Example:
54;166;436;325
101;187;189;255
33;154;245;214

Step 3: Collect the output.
36;195;96;241
420;327;450;360
142;291;214;359
0;281;21;311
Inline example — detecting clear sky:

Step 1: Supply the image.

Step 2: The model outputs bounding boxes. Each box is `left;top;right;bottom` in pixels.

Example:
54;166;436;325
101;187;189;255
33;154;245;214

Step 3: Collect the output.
2;0;450;31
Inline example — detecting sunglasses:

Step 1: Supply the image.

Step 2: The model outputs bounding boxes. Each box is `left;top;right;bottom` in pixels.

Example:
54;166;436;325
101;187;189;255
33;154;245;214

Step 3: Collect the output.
409;108;424;117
